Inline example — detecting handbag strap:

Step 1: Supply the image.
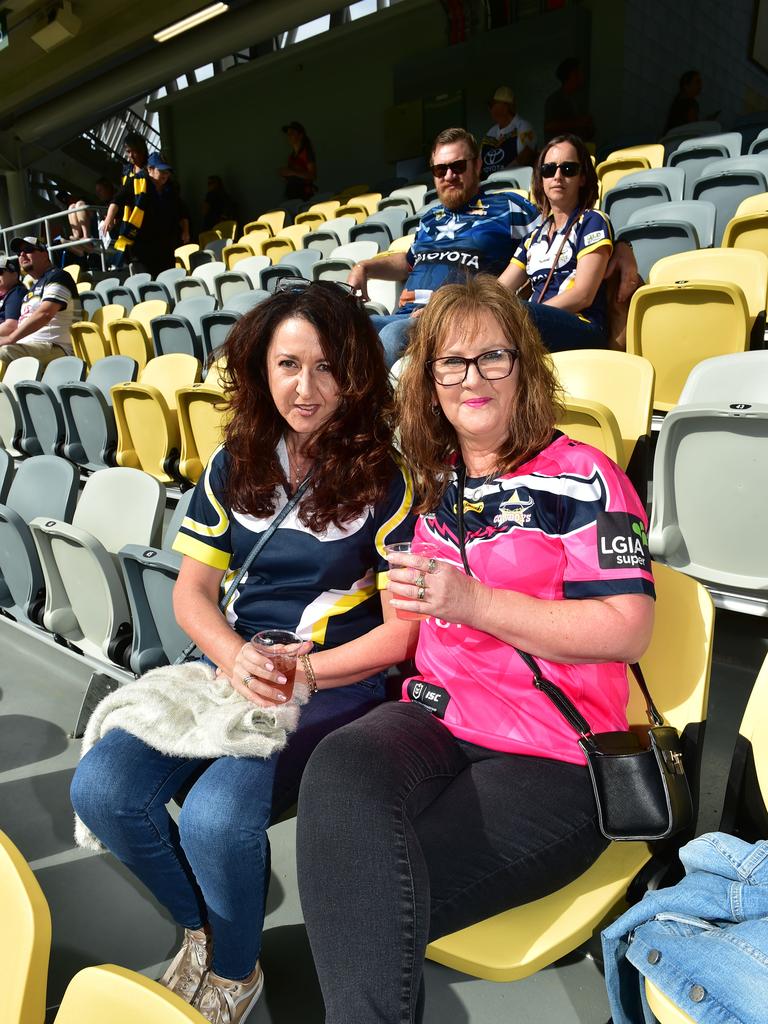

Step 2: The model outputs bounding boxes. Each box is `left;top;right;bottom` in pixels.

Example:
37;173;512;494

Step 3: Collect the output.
531;209;580;305
455;467;663;737
173;472;312;664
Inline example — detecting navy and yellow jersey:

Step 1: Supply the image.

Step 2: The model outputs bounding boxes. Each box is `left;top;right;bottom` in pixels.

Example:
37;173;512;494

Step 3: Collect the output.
113;167;149;252
398;191;539;315
510;208;613;329
172;441;416;649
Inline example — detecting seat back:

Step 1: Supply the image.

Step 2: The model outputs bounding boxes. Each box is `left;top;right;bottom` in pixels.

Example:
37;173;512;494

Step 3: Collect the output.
596;156;651;196
616;221;699;282
16;356;86;456
173;277;208;303
253;209;285;235
692;157;768;243
748;127;768;155
627;200;717;248
124;273;152;302
201;311;239;359
306;216;356;253
231;255;270;289
0;357;42;390
213;273;250;307
103;286;134;313
0;448;12;502
224;290;270;316
668;133;743;198
92;277;120;300
626;281;751;410
172;296;217;337
59;356;138;470
53;963;205;1024
71;322;109;366
555;397;623;464
4;455;79;523
551;350;654;471
0;831;51;1024
722;210;768;254
92;304;126;332
138;353;201;407
606;143;665;168
73;467;164;551
276;248;321;281
602;167;685;233
648;248;768;324
191;262;227;295
678;350;768;405
174;243;200;271
177;384;228;484
155;267;186;290
78;290;104;321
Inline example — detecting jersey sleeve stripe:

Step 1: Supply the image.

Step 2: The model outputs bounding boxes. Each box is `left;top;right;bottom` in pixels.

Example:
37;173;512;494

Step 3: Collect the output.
172;533;231;570
576;237;613;259
374;457;415;559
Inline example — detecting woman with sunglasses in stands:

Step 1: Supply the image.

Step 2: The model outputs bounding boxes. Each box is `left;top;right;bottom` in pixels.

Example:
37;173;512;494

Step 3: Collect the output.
296;276;654;1023
71;280;417;1024
499;133;612;351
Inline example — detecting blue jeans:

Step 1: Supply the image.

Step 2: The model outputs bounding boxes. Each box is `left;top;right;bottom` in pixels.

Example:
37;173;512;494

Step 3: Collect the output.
525;302;608;352
370;313;415;369
296;702;607;1023
70;677;385;980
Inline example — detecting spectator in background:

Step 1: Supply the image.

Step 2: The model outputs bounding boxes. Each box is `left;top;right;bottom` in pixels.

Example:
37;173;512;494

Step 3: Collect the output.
544;58;595;141
279;121;318;201
125;152;190;278
95;178;119;247
664;70;702;133
0;237;79;367
479;86;536;177
0;256;25;339
102;132;150;266
202;175;238;232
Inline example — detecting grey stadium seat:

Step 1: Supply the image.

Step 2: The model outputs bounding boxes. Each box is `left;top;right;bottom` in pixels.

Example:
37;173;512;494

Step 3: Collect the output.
201;311;239;360
151;295;216;361
668;132;743;199
118;489;195;674
0;356;42;455
16;356;86;457
0;455;79;626
223;290;270;316
691;156;768;244
602;167;686;232
626;200;717;248
60;355;138;471
0;449;14;502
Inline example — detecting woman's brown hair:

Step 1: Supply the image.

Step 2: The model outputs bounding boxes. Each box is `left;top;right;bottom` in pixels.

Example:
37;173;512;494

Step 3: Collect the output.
396;276;562;514
221;283;396;531
531;133;598;218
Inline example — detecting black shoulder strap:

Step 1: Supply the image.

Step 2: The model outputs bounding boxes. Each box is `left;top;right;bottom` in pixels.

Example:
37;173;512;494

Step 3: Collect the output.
455;468;663;735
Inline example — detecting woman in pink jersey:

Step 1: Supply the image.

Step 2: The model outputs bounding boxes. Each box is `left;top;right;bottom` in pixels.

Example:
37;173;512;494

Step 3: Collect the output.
296;276;654;1023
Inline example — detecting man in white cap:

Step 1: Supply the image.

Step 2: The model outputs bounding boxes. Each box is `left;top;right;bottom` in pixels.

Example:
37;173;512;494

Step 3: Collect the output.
479;86;536;177
0;237;79;367
0;255;25;339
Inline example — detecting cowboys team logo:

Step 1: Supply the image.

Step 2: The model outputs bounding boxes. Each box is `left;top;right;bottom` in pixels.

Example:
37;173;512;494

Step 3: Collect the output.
494;489;534;527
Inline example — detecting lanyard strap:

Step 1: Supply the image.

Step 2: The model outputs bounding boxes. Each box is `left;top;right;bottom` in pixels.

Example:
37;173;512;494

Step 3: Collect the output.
455;467;662;733
531;208;580;305
173;473;312;665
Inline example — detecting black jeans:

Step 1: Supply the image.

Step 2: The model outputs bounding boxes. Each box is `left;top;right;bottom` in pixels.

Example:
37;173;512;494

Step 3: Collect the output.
296;702;608;1024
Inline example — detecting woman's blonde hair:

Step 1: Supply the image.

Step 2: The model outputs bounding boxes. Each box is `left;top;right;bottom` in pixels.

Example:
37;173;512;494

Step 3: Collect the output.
396;276;562;513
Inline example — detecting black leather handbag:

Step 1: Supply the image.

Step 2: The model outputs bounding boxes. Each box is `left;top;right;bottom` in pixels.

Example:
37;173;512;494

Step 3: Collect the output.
515;649;694;842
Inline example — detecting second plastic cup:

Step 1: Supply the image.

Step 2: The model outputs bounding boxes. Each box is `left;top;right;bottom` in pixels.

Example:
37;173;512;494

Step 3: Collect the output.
385;541;439;621
250;629;302;700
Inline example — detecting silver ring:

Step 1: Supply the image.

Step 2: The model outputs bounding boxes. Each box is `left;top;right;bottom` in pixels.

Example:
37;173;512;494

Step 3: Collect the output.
242;674;252;686
415;572;426;587
417;585;426;601
427;558;438;574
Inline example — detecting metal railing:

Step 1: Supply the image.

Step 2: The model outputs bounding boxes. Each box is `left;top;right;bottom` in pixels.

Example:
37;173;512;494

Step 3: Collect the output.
1;205;110;271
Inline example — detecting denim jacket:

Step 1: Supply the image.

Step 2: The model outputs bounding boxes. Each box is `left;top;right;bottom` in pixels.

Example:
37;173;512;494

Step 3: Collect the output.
601;833;768;1023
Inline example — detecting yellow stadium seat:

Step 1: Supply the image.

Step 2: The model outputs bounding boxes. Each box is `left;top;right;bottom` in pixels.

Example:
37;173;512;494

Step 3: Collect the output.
551;350;655;471
426;564;714;982
54;964;204;1024
336;202;369;224
223;243;258;269
556;396;624;464
131;300;169;337
174;244;200;271
0;830;51;1024
77;280;94;294
626;281;751;410
71;322;109;366
293;212;325;229
112;353;201;483
254;210;286;235
105;300;169;371
386;234;413;254
212;219;237;240
198;229;221;248
732;191;768;218
177;369;229;484
235;226;271;248
649;248;768;328
261;223;312;264
597;156;652;198
606;144;665;168
334;183;371;202
645;977;697;1023
65;264;81;283
296;200;341;225
722;211;768;257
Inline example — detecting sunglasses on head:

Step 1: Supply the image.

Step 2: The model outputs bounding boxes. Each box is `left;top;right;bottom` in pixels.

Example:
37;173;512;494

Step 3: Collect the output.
277;278;362;302
430;159;469;178
540;161;581;178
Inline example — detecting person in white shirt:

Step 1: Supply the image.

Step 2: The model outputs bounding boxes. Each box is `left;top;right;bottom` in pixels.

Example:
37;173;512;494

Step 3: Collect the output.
0;237;80;367
479;85;536;177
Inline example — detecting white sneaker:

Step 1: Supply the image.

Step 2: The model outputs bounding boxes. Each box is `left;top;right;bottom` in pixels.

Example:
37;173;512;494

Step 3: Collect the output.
158;926;211;1003
193;963;264;1023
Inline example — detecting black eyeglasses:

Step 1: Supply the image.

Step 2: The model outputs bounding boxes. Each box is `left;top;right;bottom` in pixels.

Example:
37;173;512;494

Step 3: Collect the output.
430;159;469;178
426;348;520;386
540;161;581;178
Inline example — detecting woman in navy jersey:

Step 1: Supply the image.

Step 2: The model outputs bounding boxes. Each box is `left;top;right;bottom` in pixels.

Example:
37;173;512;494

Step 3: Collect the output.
71;281;417;1024
499;133;613;351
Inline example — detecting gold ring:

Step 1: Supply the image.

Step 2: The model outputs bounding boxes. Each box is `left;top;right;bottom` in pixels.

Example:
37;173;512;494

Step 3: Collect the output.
415;572;426;587
417;585;426;601
242;674;252;686
427;558;438;574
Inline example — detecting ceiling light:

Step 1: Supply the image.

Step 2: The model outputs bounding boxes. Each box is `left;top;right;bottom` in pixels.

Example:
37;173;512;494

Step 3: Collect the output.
154;2;228;43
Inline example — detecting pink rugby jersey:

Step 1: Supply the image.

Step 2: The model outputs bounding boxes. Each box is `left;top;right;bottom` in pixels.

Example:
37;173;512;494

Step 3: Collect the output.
403;433;655;764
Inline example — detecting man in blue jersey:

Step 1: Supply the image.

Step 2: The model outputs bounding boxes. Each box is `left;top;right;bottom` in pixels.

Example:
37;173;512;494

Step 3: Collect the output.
349;128;537;367
350;127;639;367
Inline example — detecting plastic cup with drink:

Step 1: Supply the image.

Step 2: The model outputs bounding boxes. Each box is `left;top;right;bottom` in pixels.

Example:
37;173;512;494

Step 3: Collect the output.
250;629;302;701
384;540;439;621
